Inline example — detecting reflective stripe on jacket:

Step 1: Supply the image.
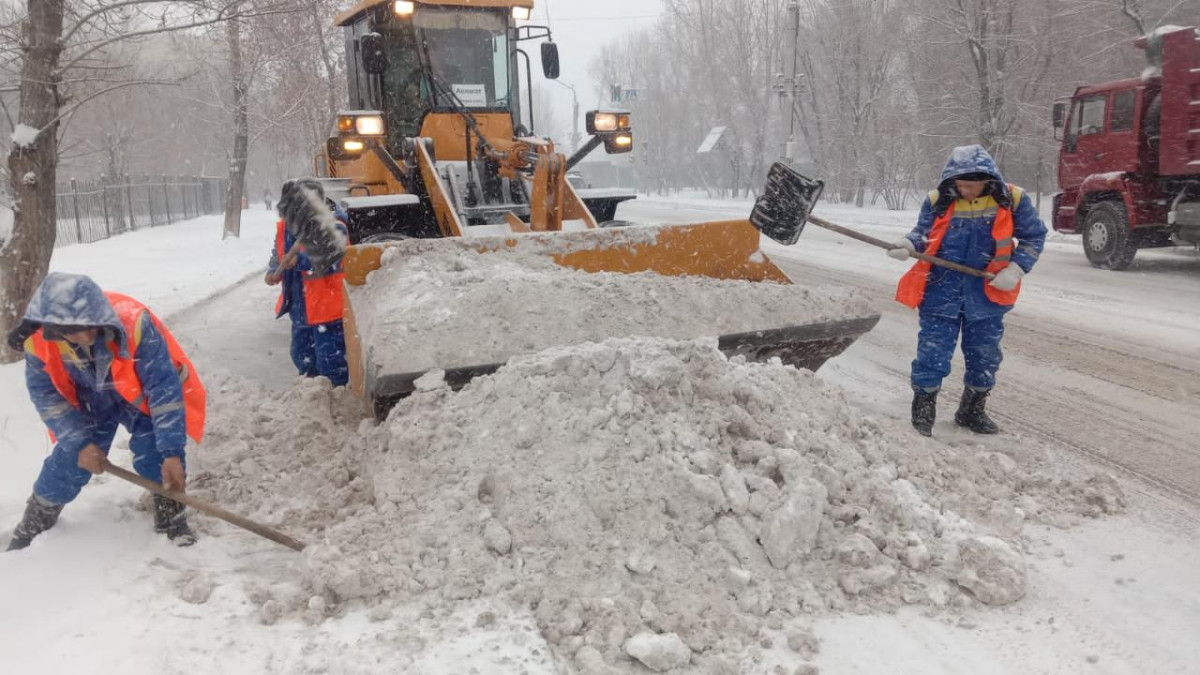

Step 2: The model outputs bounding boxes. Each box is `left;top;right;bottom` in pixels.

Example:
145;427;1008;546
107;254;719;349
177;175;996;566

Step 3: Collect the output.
26;292;206;443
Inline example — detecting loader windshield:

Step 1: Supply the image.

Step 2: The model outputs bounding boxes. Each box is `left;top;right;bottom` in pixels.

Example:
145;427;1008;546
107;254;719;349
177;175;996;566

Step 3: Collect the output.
415;7;510;109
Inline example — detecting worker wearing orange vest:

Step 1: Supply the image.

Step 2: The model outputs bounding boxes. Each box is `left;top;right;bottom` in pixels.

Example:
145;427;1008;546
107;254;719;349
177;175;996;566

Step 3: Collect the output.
888;145;1046;436
4;273;206;550
266;179;349;386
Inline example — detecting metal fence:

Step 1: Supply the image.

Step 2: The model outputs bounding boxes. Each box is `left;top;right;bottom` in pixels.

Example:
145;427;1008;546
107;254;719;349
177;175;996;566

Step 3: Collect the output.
54;176;228;247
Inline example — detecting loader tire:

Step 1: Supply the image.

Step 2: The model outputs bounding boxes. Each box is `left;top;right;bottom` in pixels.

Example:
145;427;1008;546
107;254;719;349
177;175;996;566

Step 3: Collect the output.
1082;202;1137;271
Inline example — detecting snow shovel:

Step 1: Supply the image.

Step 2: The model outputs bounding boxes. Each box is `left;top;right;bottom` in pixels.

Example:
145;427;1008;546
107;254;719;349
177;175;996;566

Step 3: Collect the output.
100;460;306;552
750;162;993;279
280;180;347;272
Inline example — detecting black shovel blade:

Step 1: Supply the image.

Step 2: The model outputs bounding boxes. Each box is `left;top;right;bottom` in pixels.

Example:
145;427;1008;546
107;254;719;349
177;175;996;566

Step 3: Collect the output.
750;162;824;246
282;183;348;271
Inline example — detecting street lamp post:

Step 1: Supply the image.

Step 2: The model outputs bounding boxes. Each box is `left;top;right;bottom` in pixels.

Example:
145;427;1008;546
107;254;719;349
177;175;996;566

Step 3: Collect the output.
550;79;582;153
773;0;804;165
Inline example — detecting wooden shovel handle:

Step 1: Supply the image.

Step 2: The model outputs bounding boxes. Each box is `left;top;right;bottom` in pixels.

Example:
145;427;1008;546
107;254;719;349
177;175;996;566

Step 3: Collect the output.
806;214;994;279
101;460;306;552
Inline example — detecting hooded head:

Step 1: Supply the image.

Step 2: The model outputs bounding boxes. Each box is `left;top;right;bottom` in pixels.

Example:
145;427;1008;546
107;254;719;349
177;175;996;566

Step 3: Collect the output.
933;145;1011;212
5;273;126;353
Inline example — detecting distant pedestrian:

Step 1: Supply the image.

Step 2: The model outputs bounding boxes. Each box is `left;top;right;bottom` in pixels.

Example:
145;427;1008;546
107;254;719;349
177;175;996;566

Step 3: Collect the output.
888;145;1047;436
263;188;272;211
265;179;349;386
5;273;205;550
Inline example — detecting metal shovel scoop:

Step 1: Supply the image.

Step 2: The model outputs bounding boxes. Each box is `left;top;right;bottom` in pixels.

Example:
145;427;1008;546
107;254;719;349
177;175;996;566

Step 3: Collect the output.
750;162;993;279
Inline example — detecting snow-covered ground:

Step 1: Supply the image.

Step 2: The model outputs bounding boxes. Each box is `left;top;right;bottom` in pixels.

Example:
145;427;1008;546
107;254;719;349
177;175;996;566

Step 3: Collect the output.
1;199;1198;673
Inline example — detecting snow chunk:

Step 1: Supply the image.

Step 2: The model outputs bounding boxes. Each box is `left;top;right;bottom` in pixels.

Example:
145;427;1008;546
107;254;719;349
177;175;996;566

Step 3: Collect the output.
954;536;1026;606
10;124;39;148
761;478;827;569
624;632;691;672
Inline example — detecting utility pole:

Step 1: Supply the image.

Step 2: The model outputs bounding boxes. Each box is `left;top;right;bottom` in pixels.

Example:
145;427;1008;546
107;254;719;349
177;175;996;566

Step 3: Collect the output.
773;0;803;165
550;79;581;153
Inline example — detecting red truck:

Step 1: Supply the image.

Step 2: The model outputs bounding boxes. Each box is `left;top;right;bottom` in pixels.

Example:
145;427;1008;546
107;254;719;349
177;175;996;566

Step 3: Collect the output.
1052;26;1200;269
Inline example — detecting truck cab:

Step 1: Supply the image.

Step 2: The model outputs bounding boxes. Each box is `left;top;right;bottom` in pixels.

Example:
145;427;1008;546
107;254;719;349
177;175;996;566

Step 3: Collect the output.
1052;26;1200;269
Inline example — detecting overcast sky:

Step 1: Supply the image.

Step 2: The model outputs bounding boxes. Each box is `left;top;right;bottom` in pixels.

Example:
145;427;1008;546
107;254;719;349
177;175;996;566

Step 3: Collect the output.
526;0;663;139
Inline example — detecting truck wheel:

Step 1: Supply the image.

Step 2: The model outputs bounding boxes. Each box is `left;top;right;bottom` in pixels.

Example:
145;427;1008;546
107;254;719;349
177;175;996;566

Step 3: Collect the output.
1082;202;1137;270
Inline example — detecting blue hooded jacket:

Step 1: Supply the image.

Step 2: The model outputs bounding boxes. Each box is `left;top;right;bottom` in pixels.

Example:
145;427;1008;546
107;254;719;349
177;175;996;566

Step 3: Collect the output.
902;145;1047;318
19;273;189;458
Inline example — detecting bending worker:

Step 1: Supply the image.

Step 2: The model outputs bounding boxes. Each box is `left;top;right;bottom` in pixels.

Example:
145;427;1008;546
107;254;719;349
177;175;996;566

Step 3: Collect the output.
266;179;349;386
5;273;206;550
888;145;1046;437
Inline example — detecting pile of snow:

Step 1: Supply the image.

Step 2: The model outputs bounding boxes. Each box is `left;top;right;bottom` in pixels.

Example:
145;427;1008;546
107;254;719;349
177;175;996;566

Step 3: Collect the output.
351;244;876;376
193;337;1123;673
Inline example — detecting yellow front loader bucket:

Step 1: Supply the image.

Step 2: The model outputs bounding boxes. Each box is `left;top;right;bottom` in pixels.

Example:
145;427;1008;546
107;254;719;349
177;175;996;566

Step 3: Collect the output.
341;217;880;418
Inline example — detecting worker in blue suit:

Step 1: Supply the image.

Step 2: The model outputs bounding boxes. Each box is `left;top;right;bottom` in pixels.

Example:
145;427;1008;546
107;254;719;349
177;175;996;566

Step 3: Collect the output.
890;145;1046;436
5;273;206;550
266;179;349;386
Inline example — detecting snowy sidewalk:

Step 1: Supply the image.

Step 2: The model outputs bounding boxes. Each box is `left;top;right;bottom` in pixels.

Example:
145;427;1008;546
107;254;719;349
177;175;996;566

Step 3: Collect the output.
46;211;279;318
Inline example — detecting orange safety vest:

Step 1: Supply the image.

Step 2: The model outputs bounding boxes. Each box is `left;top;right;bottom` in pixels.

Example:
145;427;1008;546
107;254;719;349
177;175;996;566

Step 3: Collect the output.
275;220;345;325
26;292;207;443
895;187;1023;310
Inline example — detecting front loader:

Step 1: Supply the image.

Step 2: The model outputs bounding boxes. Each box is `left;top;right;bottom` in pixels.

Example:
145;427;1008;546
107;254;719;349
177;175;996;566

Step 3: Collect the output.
316;0;880;417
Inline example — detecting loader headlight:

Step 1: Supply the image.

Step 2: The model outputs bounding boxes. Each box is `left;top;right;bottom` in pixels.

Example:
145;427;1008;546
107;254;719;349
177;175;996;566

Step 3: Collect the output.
354;115;385;136
586;110;632;134
336;112;386;137
512;7;531;20
394;1;415;17
326;135;366;161
603;133;634;154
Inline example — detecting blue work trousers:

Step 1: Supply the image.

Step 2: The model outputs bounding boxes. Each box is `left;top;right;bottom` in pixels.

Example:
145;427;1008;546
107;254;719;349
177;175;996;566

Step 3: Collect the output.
34;410;185;505
289;319;348;387
911;312;1005;393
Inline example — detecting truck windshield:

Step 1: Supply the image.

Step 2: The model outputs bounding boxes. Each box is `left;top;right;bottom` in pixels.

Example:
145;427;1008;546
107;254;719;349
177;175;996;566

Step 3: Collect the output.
415;8;510;109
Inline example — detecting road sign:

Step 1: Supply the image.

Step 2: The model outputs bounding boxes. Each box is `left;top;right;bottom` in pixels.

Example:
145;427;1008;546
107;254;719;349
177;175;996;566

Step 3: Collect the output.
697;126;727;154
610;85;642;104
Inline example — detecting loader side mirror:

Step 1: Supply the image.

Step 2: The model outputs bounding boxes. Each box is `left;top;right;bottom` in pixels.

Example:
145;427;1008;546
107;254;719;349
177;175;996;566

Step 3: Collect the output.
361;33;388;75
541;42;560;80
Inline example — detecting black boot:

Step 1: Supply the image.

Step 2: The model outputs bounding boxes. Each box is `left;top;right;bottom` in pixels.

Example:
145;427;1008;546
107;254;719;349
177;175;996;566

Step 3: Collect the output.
954;388;1000;434
153;494;197;547
911;390;938;437
6;494;65;551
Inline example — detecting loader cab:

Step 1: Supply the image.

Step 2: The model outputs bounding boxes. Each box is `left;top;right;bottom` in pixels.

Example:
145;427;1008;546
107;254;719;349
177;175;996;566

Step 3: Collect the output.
340;0;528;156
